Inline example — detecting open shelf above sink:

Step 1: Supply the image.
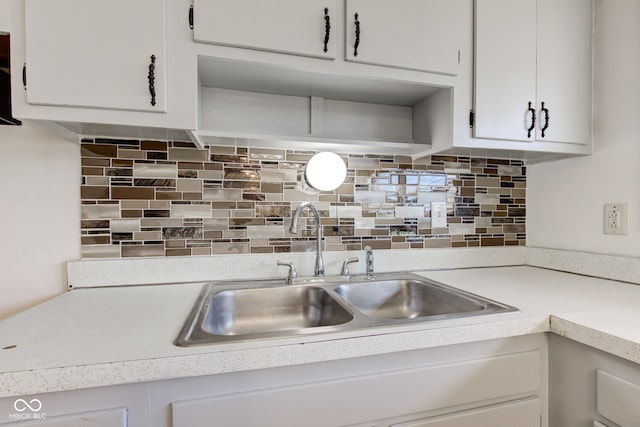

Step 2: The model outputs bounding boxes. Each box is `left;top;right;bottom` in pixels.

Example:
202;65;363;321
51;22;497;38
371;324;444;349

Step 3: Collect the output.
194;57;453;157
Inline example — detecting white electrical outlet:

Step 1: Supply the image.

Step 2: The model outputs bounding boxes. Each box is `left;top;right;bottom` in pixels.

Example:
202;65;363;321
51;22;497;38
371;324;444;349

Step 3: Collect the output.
431;202;448;228
604;203;628;235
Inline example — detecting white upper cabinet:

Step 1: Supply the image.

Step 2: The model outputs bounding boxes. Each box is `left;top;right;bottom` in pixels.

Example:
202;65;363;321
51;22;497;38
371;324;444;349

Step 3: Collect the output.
473;0;593;144
189;0;471;155
24;0;166;112
192;0;465;75
192;0;337;59
344;0;465;75
473;0;536;142
536;0;593;144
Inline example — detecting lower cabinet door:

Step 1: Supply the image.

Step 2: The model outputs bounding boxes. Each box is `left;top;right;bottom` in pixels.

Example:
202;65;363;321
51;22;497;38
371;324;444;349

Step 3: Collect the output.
6;407;126;426
391;397;540;427
597;370;640;427
171;350;540;426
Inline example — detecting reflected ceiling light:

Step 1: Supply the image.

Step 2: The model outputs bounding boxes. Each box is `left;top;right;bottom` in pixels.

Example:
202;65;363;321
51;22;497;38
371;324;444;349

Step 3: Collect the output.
304;152;347;191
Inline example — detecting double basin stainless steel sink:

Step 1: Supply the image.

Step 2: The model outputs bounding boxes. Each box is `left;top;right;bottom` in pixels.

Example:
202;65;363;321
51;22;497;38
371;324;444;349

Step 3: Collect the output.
175;272;518;346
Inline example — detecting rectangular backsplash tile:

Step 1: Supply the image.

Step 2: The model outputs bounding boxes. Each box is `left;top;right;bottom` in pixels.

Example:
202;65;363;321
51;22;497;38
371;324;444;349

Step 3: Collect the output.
80;139;526;258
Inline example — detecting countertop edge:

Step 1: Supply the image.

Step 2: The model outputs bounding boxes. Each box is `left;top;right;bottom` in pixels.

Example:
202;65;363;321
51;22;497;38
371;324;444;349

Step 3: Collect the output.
0;317;549;398
550;315;640;365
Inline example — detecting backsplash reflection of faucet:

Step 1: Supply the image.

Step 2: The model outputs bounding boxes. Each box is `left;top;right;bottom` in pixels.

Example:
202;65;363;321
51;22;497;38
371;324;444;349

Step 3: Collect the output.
365;246;375;280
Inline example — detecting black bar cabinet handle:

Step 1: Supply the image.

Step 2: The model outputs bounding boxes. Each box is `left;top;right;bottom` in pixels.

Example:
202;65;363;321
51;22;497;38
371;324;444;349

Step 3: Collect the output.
148;55;157;107
22;64;27;89
323;7;331;53
540;102;550;138
527;101;536;138
354;13;360;57
189;5;194;30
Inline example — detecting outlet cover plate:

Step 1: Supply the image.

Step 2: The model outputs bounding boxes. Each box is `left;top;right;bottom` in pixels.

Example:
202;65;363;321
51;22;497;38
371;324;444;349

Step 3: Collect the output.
431;201;448;228
604;203;628;235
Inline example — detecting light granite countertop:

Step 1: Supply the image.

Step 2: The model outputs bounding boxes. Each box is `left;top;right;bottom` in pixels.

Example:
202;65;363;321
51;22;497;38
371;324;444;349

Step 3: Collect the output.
2;264;640;398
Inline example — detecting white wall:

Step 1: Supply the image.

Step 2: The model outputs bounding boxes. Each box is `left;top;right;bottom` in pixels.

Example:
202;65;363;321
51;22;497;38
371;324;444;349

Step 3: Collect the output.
527;0;640;257
0;124;81;320
0;0;10;32
0;0;81;319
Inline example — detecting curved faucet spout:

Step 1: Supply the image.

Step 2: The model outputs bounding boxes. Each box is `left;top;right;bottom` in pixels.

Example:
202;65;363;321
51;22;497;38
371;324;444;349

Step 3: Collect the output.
290;202;325;277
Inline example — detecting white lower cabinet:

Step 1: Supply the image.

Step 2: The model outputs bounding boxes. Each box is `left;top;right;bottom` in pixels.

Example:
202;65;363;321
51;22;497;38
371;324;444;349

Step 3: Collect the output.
0;384;149;426
597;370;640;427
161;335;547;427
171;350;539;426
549;334;640;427
0;335;547;427
4;408;126;427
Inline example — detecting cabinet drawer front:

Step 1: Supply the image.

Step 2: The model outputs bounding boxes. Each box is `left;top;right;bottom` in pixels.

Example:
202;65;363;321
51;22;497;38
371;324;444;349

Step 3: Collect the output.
392;397;540;427
193;0;336;59
172;350;540;427
597;370;640;427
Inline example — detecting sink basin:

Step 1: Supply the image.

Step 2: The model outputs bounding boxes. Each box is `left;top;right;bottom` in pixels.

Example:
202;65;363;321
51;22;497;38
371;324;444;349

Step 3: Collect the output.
334;279;501;320
175;272;517;346
175;280;355;345
202;286;353;336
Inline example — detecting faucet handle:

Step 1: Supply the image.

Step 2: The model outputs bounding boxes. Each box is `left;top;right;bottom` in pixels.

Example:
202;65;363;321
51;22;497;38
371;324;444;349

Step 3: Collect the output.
340;257;359;280
277;260;298;285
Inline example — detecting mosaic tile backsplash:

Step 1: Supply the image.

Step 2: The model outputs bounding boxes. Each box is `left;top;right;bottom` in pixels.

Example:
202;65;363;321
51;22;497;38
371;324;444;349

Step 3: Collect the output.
80;139;526;258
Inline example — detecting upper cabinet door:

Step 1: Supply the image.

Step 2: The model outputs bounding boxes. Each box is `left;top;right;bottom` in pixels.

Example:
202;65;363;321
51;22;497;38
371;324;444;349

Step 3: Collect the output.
344;0;466;75
193;0;337;60
536;0;592;144
473;0;537;142
473;0;592;144
24;0;166;112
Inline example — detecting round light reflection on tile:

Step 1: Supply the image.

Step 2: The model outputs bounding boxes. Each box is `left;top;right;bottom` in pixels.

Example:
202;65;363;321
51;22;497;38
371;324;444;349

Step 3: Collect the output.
304;152;347;191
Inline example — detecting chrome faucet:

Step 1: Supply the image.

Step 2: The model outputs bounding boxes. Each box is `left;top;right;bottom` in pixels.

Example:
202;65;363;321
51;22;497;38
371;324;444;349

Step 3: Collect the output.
365;245;375;280
340;257;359;281
290;202;324;277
